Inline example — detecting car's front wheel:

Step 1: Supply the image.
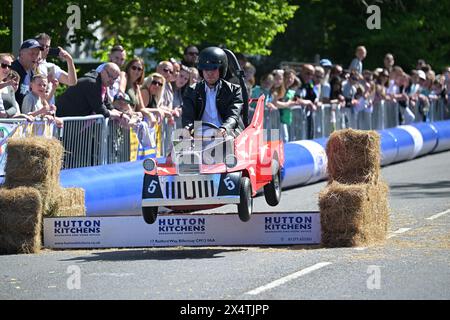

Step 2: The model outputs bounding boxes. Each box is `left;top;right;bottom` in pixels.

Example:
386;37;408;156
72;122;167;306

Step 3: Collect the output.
264;160;282;206
142;206;158;224
237;177;253;222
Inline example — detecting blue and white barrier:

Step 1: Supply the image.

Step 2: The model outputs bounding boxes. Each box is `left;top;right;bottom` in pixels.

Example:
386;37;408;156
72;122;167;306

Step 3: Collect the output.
52;120;450;216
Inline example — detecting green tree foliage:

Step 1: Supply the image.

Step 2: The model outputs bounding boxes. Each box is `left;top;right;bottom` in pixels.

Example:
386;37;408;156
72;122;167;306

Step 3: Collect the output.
0;0;297;61
263;0;450;75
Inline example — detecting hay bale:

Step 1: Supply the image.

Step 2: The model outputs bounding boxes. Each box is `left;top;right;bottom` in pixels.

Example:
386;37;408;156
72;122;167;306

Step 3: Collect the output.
4;137;64;216
53;188;86;217
326;129;381;184
319;180;390;247
4;137;63;185
0;187;43;254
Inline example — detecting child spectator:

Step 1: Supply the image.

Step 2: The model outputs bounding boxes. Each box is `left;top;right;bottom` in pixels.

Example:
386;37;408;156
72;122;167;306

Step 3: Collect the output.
251;73;276;110
22;74;63;127
349;46;367;75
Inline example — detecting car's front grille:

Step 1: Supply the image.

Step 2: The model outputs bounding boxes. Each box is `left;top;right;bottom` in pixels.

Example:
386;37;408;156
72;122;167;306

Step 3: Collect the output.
161;176;217;200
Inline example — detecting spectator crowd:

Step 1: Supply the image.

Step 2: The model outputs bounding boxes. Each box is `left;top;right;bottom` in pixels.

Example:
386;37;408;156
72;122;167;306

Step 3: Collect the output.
1;37;449;144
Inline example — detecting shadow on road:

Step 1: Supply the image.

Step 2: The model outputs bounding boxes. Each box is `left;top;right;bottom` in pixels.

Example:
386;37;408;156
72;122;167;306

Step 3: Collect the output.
389;180;450;199
60;248;245;262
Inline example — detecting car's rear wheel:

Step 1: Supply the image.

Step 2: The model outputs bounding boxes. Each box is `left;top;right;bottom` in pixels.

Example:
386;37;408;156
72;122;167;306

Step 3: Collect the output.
142;206;158;224
264;160;282;206
238;177;253;222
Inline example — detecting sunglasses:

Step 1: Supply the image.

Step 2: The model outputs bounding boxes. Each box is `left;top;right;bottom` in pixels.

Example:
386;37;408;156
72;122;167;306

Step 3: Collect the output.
163;68;173;74
187;52;199;56
151;80;163;87
1;63;12;70
131;65;143;72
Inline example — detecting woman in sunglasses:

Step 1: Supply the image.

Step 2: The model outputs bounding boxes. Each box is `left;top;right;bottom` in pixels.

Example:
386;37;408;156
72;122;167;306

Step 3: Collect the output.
1;53;20;118
141;73;172;122
117;57;155;127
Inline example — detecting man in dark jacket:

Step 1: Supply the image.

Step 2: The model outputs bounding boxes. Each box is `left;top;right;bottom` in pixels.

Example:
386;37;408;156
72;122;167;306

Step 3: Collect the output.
56;63;124;119
182;47;244;138
11;39;43;108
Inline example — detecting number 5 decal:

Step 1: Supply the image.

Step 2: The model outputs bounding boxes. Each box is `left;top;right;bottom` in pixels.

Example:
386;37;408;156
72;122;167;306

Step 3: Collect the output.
147;180;158;194
224;177;236;190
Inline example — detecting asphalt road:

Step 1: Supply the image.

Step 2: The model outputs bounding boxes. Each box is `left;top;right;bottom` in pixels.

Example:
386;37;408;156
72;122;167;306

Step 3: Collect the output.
1;151;449;301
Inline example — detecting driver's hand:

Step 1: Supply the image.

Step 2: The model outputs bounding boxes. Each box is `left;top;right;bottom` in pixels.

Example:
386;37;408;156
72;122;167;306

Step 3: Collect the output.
218;128;227;137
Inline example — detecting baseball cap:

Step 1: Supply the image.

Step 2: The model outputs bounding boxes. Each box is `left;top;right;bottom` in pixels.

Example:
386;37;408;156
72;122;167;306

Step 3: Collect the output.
20;39;43;51
320;59;332;67
417;70;426;80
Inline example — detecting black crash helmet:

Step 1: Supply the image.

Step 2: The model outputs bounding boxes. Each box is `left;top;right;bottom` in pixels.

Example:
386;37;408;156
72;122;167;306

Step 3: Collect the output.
197;47;228;79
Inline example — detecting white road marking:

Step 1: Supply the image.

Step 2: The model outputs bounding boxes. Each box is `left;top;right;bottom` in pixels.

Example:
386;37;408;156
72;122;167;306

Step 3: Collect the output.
245;262;332;295
387;228;412;239
354;247;368;251
426;209;450;220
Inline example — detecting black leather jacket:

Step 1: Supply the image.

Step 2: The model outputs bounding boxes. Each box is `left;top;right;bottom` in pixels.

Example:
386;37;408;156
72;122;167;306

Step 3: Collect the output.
182;79;244;135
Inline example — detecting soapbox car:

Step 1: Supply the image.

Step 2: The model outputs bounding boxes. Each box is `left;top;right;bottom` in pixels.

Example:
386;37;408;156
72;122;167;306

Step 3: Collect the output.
141;94;284;224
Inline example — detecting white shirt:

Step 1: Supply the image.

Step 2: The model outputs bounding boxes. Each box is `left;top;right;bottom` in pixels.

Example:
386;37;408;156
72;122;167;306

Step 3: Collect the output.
38;60;63;105
38;60;63;80
202;84;222;127
96;63;120;103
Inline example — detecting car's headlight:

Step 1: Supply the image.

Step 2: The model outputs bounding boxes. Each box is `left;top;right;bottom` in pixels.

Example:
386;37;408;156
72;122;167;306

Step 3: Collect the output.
143;158;157;172
225;155;238;168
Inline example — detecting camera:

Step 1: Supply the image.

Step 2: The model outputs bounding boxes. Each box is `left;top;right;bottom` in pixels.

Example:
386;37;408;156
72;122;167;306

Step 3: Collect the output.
48;47;61;57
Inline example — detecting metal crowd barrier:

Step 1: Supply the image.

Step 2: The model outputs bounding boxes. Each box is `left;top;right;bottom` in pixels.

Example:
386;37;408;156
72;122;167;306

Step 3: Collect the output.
53;115;105;169
289;106;307;141
105;118;131;165
428;98;448;122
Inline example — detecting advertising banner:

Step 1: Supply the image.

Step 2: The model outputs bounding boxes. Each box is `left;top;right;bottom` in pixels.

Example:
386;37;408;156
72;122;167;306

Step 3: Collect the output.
43;212;321;249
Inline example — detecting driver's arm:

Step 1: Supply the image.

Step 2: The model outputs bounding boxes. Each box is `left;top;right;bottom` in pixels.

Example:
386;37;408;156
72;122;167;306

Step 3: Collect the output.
219;84;243;134
182;84;197;132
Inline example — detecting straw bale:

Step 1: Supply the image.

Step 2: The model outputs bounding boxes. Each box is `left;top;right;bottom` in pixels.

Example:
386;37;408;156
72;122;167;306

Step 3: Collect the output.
0;187;43;254
3;137;64;216
326;129;380;184
319;180;390;247
4;137;63;186
53;188;86;217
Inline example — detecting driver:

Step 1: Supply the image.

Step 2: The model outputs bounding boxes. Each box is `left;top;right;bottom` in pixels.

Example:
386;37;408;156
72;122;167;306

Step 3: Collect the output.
182;47;245;138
